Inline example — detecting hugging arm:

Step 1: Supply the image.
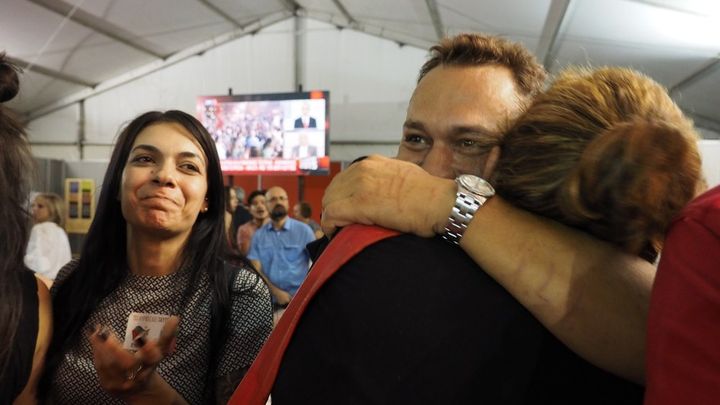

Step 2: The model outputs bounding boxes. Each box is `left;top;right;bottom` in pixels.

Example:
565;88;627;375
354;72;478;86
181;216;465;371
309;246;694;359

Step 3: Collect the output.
460;197;652;384
322;155;650;384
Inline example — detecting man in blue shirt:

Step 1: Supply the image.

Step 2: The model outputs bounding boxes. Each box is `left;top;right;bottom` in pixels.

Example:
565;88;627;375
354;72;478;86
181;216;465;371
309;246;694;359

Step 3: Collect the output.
248;186;315;307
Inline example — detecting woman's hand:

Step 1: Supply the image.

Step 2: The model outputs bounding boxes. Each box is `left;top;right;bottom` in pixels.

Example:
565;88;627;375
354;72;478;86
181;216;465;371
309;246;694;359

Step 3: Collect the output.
321;155;457;237
88;317;184;404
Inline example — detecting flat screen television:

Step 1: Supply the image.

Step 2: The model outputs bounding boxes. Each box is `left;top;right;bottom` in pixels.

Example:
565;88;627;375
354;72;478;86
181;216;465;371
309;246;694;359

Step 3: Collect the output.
196;90;330;175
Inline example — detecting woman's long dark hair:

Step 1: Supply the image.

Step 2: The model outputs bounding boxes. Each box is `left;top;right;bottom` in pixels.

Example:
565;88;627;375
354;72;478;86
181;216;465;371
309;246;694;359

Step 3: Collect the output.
0;54;34;386
43;110;249;398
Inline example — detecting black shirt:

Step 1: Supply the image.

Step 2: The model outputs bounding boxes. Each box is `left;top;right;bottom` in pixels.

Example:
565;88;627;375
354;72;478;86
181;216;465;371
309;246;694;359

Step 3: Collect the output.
273;233;642;404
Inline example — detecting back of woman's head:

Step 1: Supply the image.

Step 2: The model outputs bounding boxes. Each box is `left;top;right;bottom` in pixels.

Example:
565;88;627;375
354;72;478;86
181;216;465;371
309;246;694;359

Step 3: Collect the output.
36;192;65;227
493;67;701;261
0;54;31;253
0;52;34;384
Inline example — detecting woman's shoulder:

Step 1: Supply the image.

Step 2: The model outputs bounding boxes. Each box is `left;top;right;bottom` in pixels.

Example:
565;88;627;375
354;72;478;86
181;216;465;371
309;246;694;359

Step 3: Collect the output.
31;221;67;238
225;261;268;296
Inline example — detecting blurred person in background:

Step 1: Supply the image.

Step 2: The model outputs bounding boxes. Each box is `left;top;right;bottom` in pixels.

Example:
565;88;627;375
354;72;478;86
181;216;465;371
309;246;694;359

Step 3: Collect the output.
25;192;72;287
223;186;240;251
293;201;323;239
247;187;314;310
231;186;252;229
0;53;52;405
236;190;269;256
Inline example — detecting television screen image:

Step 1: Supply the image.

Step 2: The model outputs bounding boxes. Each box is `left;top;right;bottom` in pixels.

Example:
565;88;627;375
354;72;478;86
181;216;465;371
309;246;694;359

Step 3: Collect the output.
197;91;330;175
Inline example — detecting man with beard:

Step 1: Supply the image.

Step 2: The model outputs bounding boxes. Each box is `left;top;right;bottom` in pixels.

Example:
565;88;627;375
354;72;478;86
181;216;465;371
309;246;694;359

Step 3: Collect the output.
248;186;315;311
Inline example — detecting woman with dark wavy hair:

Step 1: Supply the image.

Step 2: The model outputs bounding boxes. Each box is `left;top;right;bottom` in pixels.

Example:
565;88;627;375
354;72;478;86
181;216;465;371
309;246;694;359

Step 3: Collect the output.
0;54;52;403
43;110;272;404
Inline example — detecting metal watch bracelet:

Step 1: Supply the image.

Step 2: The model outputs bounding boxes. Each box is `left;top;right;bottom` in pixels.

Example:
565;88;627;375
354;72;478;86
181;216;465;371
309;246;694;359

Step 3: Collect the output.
441;191;483;245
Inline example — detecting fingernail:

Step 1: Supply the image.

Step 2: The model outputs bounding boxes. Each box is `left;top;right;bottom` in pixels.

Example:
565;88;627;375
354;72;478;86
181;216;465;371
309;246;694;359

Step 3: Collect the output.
97;326;110;341
86;325;98;336
134;335;146;348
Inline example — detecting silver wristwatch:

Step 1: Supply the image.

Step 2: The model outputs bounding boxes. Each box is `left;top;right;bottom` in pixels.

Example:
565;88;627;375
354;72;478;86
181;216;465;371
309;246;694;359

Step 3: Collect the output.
442;174;495;245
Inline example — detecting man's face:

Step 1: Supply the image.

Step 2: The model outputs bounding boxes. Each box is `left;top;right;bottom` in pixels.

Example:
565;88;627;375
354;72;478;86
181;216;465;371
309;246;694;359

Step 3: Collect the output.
266;187;289;221
396;65;524;179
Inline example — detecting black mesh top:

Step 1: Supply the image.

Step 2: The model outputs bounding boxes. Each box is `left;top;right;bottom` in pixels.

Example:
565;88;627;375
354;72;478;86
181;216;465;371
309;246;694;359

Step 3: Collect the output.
50;260;272;404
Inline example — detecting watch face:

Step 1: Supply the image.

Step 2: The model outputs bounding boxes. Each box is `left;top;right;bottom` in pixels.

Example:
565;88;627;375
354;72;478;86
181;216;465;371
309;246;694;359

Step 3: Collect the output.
458;174;495;197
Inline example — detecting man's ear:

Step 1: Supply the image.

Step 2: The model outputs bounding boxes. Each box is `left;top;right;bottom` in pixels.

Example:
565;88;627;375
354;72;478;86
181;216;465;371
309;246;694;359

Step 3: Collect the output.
482;146;501;180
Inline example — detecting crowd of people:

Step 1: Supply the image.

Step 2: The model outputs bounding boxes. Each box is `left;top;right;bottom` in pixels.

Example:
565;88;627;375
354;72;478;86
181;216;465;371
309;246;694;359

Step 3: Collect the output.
1;30;719;405
203;102;286;160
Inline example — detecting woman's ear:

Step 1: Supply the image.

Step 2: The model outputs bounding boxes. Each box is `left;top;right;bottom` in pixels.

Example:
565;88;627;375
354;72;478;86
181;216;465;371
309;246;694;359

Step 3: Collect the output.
202;197;209;213
482;146;501;179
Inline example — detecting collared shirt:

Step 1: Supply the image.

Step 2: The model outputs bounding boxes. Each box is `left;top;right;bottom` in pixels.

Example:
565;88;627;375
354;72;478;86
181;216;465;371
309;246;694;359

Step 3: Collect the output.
248;218;315;296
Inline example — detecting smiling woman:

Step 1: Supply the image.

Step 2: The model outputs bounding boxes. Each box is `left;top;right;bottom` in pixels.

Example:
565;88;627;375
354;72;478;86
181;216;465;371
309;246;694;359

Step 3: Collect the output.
42;111;273;404
121;123;209;243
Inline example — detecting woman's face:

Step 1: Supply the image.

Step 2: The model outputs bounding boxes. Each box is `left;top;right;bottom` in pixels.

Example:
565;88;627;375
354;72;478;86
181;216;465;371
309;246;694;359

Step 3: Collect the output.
120;123;209;237
31;196;51;223
228;188;239;213
249;195;268;221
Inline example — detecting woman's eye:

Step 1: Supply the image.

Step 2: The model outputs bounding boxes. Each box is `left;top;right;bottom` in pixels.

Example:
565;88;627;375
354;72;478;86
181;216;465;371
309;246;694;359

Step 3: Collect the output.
180;163;200;172
132;155;153;163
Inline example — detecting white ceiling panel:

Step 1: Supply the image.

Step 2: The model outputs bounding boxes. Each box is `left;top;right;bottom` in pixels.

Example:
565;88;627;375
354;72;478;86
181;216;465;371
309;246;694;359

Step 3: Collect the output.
0;0;98;61
59;33;154;82
6;70;85;113
561;0;720;53
297;0;340;16
674;72;720;121
441;0;550;36
64;0;115;16
96;0;231;55
553;40;714;87
342;0;437;43
2;0;719;133
440;0;548;55
211;0;287;24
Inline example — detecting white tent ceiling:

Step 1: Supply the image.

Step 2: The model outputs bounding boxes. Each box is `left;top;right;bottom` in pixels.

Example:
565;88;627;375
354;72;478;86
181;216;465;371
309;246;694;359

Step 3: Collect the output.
2;0;720;135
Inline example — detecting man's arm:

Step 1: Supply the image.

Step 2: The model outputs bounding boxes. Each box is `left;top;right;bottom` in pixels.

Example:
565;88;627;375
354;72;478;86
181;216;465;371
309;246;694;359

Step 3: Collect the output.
461;197;652;384
250;259;290;306
322;155;650;383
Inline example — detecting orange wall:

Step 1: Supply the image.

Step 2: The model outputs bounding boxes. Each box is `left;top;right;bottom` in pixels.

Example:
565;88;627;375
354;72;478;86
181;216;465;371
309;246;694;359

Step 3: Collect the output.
224;161;342;223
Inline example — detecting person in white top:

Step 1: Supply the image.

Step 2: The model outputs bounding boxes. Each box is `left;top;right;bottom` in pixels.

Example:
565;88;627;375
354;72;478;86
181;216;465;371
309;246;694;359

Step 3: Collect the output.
24;192;72;286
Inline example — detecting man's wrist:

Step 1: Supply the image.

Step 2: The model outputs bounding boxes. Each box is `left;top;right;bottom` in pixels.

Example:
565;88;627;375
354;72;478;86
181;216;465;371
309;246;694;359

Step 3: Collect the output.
440;175;495;244
433;179;460;235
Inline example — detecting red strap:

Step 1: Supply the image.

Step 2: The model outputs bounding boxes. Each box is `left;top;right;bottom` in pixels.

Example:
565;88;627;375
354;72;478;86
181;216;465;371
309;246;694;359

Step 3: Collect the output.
228;224;400;405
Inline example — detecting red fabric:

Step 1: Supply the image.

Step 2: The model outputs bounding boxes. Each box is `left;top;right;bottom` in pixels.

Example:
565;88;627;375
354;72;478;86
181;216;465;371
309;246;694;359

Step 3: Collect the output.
228;224;400;405
645;185;720;404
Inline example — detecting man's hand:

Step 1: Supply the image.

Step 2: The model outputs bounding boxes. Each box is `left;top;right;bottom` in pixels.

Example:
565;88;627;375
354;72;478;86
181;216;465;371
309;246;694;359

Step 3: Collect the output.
321;155;457;238
271;287;292;306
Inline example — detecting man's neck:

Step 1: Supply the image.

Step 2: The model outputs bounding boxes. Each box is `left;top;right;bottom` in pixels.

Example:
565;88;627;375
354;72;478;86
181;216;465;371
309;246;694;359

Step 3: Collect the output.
126;227;187;276
254;217;268;227
272;216;288;230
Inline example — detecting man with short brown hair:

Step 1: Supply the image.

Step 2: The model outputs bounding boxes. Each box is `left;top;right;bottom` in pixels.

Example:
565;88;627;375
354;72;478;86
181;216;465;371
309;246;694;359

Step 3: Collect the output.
266;33;643;404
